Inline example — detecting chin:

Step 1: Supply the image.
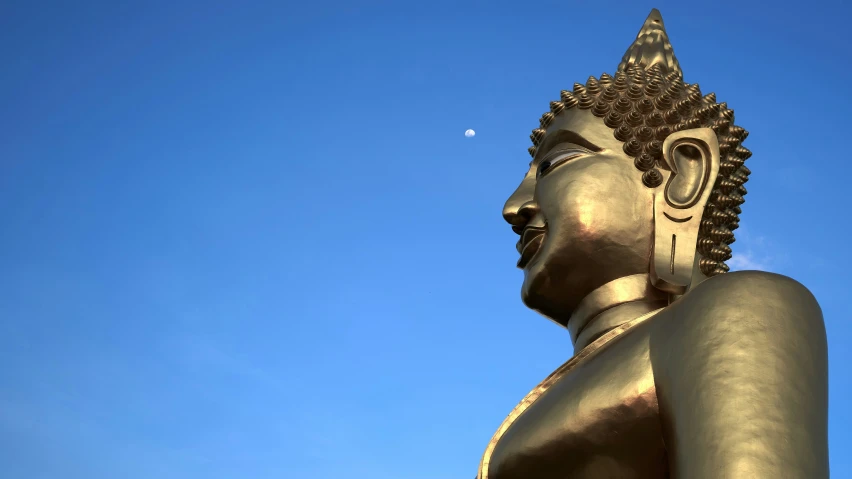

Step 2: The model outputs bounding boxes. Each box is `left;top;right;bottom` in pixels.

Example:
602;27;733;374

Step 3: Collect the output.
521;259;575;327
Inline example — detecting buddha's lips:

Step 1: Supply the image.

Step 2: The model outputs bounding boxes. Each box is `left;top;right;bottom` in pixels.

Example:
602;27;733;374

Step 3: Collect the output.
517;227;545;269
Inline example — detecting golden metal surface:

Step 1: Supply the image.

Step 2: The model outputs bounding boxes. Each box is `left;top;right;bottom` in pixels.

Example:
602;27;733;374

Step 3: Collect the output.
478;307;665;479
568;273;667;344
482;7;829;478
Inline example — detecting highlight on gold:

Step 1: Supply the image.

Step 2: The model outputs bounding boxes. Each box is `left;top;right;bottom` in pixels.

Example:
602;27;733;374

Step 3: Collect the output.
480;8;829;479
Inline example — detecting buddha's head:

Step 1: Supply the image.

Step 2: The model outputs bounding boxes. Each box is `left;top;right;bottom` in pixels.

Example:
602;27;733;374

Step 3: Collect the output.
502;9;751;326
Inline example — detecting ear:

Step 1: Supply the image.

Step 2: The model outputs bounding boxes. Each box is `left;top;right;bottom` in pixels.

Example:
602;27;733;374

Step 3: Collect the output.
650;128;721;294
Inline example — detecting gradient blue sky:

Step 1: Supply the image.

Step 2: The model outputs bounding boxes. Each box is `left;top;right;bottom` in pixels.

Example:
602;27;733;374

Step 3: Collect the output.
2;1;851;478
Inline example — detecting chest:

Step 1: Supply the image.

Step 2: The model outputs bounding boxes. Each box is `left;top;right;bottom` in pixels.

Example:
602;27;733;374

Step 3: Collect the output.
484;328;668;479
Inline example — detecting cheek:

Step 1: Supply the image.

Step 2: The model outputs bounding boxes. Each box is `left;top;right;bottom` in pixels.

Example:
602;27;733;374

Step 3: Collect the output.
538;160;650;240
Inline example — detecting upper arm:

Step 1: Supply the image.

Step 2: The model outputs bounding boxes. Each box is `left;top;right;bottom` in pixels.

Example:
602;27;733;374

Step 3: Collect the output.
651;271;829;478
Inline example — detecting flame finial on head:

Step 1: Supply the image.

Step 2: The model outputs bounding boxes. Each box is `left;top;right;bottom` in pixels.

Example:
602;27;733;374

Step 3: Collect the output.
617;9;682;77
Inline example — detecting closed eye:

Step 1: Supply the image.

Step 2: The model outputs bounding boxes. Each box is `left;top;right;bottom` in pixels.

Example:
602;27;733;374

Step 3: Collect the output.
537;147;591;177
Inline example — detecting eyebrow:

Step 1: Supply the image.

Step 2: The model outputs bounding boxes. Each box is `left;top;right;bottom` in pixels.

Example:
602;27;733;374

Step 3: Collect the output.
535;129;603;162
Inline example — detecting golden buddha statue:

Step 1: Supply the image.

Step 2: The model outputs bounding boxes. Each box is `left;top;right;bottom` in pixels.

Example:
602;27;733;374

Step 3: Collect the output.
477;9;829;479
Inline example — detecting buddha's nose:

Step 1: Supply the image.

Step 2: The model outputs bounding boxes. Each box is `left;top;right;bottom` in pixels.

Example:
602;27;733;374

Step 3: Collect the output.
503;199;539;228
503;188;539;227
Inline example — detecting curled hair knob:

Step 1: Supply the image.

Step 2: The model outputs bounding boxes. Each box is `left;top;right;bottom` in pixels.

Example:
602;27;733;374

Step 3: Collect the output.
664;109;681;124
675;99;692;116
647;111;665;127
734;145;752;160
716;178;738;193
711;118;731;134
683;117;701;129
601;86;619;102
728;125;747;139
614;97;633;113
577;94;594;109
614;125;633;142
637;98;655;114
708;245;733;262
654;92;673;110
613;73;629;91
642;168;664;187
625;110;644;127
665;71;681;82
697;237;717;253
718;160;737;176
687;90;702;105
627;84;644;100
644;81;662;96
624;139;642;157
696;105;715;119
645;140;663;159
561;91;579;108
604;111;623;128
636;126;654;142
654;125;672;141
592;99;611;117
699;258;721;275
586;76;602;95
634;153;656;171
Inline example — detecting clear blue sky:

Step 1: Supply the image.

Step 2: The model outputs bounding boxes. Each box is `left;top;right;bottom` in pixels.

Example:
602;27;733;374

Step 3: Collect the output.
2;1;850;478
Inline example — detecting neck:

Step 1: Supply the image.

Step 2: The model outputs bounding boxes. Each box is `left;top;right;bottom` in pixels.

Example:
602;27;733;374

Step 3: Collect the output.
568;273;669;352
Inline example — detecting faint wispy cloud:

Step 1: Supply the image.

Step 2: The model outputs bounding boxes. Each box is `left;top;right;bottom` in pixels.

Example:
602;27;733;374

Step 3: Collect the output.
727;228;786;272
728;251;768;271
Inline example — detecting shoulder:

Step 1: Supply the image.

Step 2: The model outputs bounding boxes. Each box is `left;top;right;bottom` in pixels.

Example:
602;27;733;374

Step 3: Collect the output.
650;269;827;376
689;270;819;308
661;271;823;340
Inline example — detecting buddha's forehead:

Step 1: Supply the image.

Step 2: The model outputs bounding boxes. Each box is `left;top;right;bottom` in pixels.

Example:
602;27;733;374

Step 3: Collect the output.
541;108;624;156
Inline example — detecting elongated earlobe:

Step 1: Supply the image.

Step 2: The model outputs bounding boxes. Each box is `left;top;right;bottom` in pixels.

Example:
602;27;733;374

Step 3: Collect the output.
650;128;721;294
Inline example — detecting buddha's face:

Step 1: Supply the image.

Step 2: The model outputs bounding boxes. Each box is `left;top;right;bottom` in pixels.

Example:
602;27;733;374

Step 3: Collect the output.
502;108;655;325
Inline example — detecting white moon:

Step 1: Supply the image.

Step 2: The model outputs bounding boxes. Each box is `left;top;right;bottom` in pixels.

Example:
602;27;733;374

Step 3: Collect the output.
464;129;476;138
